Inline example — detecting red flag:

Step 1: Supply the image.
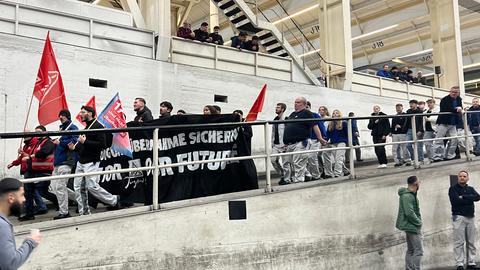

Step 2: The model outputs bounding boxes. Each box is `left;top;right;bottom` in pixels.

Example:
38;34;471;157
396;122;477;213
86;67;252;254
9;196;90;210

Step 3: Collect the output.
76;96;96;126
33;32;68;125
245;84;267;122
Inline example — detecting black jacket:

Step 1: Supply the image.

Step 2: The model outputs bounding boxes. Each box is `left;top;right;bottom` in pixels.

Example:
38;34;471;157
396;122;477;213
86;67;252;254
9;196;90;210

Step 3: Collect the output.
74;119;106;164
209;33;224;45
404;108;424;133
134;106;154;123
367;112;390;137
437;95;462;125
193;29;209;42
449;183;480;217
391;113;407;134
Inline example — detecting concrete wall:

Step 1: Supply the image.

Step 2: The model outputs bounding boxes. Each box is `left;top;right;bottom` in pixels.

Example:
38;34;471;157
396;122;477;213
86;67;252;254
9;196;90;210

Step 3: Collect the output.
0;32;422;176
14;159;480;269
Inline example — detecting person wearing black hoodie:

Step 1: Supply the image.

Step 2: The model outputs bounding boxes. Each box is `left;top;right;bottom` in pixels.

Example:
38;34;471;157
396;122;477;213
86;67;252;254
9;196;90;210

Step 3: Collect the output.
404;100;425;164
68;106;119;215
391;104;411;167
133;98;153;123
368;105;390;168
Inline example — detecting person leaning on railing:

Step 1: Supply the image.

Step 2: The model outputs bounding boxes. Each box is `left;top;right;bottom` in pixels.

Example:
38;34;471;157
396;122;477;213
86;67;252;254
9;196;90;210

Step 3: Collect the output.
468;97;480;156
432;86;463;161
177;21;195;40
368;105;390;168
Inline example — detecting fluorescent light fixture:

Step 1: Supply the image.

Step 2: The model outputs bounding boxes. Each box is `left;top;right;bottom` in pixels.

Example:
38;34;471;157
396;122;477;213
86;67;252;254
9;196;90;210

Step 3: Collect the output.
464;78;480;84
398;49;433;59
92;0;101;4
224;40;232;45
422;73;434;77
351;24;399;41
299;48;321;58
463;62;480;69
273;4;319;25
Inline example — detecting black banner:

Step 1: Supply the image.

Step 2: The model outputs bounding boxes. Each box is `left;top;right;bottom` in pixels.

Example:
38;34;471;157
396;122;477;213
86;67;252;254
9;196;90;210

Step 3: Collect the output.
97;114;258;205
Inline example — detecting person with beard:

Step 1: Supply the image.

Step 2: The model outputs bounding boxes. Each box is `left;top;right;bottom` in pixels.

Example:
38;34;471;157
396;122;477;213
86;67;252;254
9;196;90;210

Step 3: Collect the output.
159;101;173;118
404;100;425;165
133;98;153;123
68;106;120;215
396;175;423;270
368;105;390;168
0;177;42;269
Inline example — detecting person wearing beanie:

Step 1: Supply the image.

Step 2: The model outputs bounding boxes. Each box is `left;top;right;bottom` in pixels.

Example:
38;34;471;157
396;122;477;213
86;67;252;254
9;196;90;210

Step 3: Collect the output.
0;177;42;269
50;109;79;220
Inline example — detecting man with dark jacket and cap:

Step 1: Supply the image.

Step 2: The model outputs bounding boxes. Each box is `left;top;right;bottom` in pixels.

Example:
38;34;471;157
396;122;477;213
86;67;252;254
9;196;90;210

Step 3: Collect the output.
68;106;119;216
433;86;463;161
0;177;42;269
368;105;390;168
396;175;423;270
133;97;153;123
50;109;78;220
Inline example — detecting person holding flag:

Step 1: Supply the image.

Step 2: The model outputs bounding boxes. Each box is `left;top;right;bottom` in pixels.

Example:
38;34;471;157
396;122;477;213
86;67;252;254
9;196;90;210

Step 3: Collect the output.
50;109;78;220
68;106;120;215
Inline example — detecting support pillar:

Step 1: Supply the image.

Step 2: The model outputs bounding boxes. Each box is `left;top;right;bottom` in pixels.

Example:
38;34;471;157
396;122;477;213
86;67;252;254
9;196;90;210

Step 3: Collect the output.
209;1;219;31
318;0;353;90
427;0;465;95
138;0;172;61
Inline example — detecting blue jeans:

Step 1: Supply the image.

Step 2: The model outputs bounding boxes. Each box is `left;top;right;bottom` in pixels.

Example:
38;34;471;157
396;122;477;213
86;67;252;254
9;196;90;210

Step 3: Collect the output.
406;129;424;161
24;183;48;216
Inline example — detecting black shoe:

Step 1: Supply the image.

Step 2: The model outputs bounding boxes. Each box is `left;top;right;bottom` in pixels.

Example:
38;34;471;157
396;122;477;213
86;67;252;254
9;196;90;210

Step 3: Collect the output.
467;265;480;269
324;175;333;179
53;213;71;220
304;176;312;182
343;171;350;176
36;209;48;215
394;163;402;167
457;266;465;270
278;179;289;185
106;195;122;211
356;159;363;162
18;215;35;221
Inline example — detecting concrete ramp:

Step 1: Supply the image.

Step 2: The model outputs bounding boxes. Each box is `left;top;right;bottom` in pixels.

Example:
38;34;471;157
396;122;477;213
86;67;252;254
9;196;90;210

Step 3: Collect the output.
15;160;479;270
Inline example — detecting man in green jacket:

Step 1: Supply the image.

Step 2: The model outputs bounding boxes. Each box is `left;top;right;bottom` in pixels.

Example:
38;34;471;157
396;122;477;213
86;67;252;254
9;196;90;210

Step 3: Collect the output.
396;175;423;270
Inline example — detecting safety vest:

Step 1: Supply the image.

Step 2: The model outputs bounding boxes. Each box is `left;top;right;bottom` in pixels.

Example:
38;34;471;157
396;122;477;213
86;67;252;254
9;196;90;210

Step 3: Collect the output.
30;138;54;171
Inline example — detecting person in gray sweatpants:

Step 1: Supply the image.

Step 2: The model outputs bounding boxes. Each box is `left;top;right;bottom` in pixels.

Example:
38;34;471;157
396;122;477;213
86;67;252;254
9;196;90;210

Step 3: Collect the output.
449;170;480;270
68;106;119;215
396;175;423;270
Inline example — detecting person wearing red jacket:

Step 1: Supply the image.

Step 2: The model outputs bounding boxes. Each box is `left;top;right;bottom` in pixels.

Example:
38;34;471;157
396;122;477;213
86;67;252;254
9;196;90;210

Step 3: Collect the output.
7;134;38;175
17;126;57;221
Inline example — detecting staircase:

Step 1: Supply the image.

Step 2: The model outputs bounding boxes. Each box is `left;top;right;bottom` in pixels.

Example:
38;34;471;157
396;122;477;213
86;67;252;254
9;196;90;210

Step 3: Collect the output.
212;0;321;85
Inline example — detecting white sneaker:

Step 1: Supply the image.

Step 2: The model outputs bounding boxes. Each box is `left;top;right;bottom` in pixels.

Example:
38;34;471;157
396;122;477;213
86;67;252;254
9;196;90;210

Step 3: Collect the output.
377;164;387;169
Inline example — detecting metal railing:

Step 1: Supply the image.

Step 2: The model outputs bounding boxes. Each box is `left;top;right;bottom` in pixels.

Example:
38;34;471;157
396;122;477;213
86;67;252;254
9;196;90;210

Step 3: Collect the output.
0;0;155;59
1;111;479;218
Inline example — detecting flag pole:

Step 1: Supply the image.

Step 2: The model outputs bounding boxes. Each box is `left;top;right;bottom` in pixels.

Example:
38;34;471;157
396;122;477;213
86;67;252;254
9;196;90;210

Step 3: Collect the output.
19;94;35;148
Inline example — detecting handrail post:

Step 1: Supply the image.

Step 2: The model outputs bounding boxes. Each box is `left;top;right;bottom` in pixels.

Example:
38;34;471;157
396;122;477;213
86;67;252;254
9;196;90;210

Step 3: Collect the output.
463;111;473;161
89;19;93;48
406;83;411;101
431;87;435;99
264;122;272;192
347;119;355;179
378;77;383;96
411;115;419;168
152;128;159;210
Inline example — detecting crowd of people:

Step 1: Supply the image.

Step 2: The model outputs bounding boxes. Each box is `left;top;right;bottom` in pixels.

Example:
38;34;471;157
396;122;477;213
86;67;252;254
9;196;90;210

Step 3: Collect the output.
376;64;427;85
270;86;480;186
177;22;260;52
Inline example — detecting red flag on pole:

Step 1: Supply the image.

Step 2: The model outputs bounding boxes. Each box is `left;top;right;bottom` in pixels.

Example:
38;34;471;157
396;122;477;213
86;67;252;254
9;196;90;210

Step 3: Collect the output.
33;32;68;125
76;96;96;126
245;84;267;122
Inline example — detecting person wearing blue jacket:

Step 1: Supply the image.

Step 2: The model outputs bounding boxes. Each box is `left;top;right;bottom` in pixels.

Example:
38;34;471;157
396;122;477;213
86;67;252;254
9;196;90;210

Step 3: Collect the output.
376;64;391;78
468;98;480;155
325;109;348;178
50;110;78;220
